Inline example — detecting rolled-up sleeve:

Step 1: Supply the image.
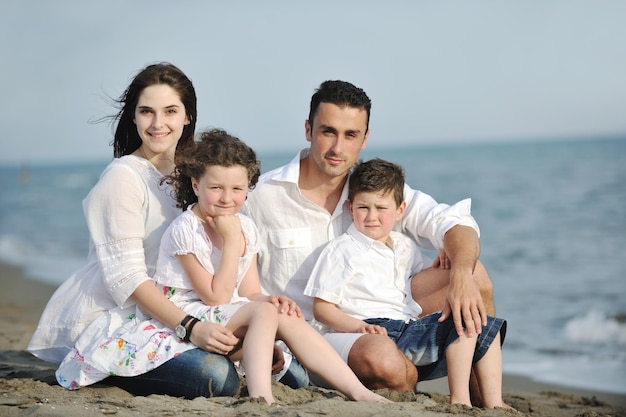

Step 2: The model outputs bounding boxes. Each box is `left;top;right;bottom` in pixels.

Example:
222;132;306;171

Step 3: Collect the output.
84;163;151;307
400;185;480;250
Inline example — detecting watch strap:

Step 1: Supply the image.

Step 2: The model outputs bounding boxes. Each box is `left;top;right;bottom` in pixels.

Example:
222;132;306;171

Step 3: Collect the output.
184;317;200;343
179;315;194;328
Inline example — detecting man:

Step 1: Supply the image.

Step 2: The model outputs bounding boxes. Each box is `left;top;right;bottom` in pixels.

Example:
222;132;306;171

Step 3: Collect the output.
243;80;494;393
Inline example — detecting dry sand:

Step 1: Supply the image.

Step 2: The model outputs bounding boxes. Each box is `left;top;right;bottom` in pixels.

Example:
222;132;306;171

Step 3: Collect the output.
1;262;624;417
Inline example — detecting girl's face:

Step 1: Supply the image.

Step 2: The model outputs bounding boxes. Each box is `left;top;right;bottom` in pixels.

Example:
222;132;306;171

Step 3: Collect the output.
192;165;249;218
133;84;190;159
348;190;405;244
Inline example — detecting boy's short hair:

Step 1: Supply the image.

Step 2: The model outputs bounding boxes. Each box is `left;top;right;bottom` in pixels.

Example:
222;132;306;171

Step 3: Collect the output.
348;158;405;206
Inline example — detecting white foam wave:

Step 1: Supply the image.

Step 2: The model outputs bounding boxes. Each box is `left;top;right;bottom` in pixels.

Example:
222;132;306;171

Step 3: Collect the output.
564;309;626;345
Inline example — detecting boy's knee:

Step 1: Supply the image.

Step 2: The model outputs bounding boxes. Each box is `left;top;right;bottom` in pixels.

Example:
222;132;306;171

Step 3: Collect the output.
348;335;416;391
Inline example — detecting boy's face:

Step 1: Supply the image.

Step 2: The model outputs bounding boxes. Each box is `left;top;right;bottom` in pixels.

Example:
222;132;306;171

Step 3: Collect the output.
348;190;406;244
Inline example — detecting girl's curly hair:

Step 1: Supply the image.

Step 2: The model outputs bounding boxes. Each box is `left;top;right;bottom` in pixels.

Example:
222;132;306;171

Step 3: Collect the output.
165;128;260;210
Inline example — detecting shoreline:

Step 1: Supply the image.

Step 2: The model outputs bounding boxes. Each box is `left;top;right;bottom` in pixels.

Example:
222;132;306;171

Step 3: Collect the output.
2;261;625;416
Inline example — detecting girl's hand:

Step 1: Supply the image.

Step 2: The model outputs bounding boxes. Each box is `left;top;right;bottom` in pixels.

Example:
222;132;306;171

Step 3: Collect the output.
209;214;242;241
189;320;240;355
268;294;302;317
358;324;388;336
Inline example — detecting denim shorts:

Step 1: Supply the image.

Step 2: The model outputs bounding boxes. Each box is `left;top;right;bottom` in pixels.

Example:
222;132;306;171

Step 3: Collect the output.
364;311;506;381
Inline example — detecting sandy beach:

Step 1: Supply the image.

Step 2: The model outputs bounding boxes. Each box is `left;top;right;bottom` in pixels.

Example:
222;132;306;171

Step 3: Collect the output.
1;262;624;417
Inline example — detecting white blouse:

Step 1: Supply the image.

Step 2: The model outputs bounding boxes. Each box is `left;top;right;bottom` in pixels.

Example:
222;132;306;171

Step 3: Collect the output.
28;155;180;363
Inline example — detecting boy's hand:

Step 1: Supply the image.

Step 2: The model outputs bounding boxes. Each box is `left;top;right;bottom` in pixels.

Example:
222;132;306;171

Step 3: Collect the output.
358;324;387;336
432;249;450;269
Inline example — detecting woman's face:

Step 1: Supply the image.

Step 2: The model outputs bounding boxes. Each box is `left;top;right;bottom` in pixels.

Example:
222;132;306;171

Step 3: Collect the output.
133;84;190;159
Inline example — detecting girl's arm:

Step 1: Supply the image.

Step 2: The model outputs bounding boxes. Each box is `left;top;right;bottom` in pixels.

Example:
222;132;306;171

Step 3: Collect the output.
239;255;301;317
313;298;386;335
177;214;243;306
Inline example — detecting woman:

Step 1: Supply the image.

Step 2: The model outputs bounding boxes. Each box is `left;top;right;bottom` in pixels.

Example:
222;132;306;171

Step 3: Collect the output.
27;62;307;398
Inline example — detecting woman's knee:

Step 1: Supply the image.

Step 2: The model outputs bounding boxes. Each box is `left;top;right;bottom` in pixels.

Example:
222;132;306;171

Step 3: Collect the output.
197;351;241;396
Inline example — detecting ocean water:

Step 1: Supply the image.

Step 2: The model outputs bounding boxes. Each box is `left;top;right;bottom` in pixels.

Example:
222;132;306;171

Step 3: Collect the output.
1;138;625;395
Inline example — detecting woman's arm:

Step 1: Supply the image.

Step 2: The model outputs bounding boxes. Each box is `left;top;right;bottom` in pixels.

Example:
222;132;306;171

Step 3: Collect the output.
131;281;239;353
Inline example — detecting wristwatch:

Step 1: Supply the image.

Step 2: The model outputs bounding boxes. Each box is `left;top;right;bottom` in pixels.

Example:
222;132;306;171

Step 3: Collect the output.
184;317;200;343
175;315;194;340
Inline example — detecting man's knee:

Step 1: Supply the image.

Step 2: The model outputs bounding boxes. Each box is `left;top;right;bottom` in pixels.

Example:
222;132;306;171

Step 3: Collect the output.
474;261;494;309
347;334;416;391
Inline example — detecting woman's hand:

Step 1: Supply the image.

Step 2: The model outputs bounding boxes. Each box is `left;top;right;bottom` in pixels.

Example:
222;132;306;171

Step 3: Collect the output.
267;294;302;317
189;320;240;355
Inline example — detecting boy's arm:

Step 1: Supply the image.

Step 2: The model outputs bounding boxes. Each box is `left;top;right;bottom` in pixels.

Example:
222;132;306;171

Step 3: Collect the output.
313;298;383;334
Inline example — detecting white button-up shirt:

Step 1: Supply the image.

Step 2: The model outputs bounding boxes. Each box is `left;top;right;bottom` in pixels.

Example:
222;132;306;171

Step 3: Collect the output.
304;224;424;333
242;149;479;320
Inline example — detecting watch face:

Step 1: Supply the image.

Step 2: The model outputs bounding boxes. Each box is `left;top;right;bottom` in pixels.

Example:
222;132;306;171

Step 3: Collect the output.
175;324;186;339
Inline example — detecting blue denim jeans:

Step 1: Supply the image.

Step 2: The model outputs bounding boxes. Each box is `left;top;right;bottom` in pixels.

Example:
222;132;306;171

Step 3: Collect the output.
365;312;506;381
106;348;309;399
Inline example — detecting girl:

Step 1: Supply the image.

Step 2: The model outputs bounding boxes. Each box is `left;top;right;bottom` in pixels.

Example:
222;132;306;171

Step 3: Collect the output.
153;128;390;405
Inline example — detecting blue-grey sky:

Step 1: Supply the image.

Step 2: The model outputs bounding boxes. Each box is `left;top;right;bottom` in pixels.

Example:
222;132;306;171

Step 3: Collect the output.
2;1;625;165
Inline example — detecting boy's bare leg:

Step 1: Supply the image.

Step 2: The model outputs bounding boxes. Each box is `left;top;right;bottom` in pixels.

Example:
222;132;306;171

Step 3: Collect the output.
473;332;513;409
348;333;418;391
411;260;494;406
446;332;477;406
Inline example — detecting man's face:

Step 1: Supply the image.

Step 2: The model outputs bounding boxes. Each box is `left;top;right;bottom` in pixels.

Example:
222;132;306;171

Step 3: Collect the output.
305;102;369;180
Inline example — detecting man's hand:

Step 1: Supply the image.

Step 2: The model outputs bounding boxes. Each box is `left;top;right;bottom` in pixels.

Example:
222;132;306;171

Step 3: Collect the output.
271;344;286;375
439;267;487;337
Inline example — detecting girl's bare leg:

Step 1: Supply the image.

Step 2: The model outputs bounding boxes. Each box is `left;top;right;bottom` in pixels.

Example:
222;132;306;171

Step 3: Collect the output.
473;332;513;409
276;314;390;403
226;302;279;404
446;333;477;406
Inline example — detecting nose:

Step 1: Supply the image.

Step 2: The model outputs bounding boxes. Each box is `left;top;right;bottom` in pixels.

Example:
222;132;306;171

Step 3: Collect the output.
219;189;232;202
151;112;165;129
330;136;345;154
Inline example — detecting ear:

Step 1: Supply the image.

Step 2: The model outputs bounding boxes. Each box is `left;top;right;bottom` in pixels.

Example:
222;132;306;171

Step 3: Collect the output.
396;200;407;221
347;199;354;217
191;177;199;196
305;119;312;143
184;114;191;126
361;128;370;150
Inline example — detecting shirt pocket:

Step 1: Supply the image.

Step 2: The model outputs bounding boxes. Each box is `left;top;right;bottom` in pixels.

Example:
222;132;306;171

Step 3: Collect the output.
267;228;312;282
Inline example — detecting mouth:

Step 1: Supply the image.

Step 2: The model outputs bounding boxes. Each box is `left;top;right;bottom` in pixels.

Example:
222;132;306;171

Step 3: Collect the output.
325;154;344;165
149;131;170;139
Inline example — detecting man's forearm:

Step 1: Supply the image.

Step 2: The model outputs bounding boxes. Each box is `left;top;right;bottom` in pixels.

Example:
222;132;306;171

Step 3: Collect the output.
443;225;480;273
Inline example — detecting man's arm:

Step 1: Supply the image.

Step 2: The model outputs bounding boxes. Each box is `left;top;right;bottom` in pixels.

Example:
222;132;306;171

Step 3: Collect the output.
438;224;487;336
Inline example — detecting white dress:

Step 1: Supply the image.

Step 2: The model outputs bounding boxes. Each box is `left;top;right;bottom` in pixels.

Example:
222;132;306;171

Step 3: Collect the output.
153;207;260;323
27;155;182;390
53;207;260;389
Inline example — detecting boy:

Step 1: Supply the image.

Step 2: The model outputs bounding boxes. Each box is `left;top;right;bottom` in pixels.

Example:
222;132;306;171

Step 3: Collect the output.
304;158;509;408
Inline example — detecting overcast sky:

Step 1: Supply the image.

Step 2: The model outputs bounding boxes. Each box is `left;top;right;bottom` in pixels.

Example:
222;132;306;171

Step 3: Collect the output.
1;1;625;165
